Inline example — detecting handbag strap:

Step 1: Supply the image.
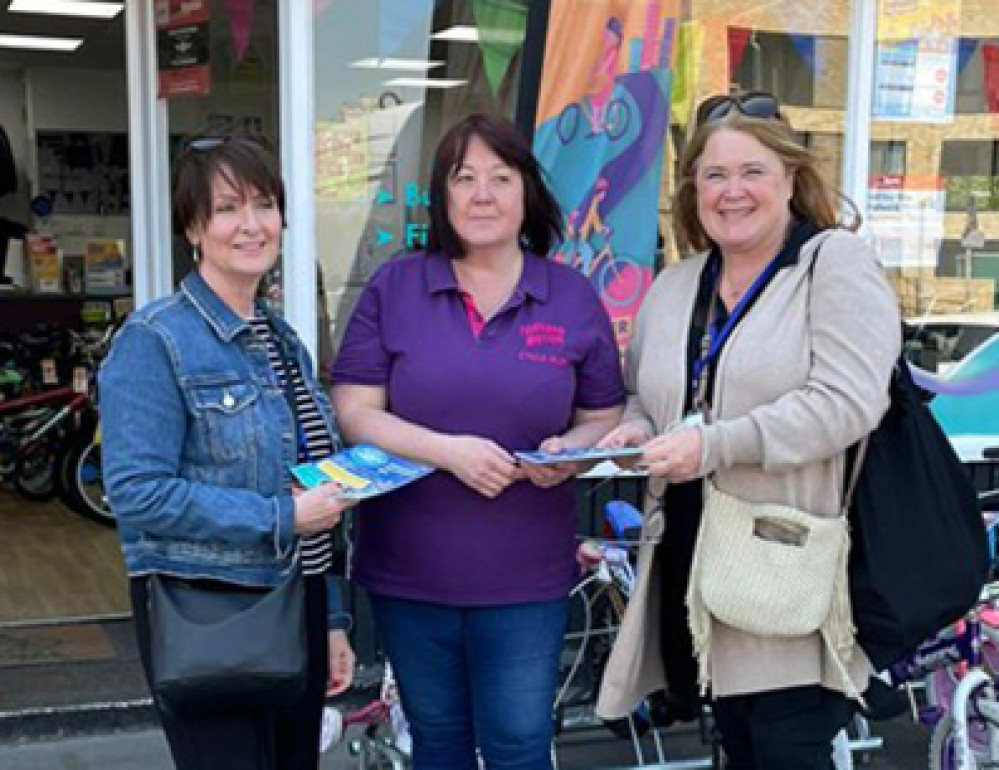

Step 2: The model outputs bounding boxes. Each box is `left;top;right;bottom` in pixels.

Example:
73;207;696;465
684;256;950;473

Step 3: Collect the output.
269;322;307;462
805;232;872;513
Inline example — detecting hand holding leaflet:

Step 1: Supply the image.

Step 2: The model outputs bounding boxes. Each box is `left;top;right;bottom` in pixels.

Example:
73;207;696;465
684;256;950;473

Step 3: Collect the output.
514;446;644;466
291;444;433;499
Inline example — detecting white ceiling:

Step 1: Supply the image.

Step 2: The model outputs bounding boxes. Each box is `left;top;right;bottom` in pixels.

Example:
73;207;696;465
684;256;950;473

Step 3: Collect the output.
0;2;125;71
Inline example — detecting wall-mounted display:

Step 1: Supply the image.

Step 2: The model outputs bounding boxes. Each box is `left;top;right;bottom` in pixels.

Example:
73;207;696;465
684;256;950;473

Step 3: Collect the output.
36;132;130;217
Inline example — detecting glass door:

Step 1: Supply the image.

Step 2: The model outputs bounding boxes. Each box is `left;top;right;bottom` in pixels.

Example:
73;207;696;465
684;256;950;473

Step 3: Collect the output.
311;0;532;382
128;0;281;306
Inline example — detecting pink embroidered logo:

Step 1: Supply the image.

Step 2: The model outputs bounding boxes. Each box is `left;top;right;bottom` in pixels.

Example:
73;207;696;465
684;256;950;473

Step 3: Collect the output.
520;322;565;348
518;323;567;367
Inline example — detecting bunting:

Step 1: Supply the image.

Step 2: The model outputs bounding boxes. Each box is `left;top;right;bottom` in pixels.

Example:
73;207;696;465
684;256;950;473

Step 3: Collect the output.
223;0;255;65
472;0;527;97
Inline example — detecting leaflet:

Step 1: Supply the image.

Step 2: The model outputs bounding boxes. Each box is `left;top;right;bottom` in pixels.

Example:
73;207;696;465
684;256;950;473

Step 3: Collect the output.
291;444;433;499
514;446;643;465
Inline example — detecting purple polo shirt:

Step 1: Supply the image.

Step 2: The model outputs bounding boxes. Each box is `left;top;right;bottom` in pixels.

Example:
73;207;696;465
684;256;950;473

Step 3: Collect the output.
332;251;625;606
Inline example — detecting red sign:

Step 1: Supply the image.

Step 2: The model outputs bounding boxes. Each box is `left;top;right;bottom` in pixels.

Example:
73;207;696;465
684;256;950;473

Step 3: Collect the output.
156;0;211;98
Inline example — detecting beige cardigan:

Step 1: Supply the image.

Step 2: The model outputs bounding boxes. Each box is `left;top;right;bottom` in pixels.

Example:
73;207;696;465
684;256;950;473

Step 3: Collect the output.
596;230;901;719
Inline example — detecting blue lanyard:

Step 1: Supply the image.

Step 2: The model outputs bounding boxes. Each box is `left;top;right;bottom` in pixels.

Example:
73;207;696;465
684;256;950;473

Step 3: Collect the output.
691;251;784;402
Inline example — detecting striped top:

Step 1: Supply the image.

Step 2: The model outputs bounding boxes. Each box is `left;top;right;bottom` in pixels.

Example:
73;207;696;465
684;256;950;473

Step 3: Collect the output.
250;318;337;576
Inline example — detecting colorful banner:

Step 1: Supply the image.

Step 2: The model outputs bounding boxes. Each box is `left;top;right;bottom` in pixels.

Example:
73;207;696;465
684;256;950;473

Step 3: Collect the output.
533;0;680;350
155;0;211;98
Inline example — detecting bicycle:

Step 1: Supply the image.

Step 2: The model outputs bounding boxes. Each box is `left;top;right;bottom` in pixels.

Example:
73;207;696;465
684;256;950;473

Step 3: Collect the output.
55;323;118;526
855;492;999;769
0;384;93;501
931;587;999;770
556;95;631;144
560;494;885;770
322;660;411;769
591;247;646;308
556;499;721;769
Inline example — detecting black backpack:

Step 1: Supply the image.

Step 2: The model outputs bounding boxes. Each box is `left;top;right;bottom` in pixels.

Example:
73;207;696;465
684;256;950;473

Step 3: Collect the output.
846;346;987;671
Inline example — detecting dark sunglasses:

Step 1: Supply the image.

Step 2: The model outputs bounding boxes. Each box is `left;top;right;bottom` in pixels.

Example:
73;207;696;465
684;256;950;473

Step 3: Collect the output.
695;92;781;126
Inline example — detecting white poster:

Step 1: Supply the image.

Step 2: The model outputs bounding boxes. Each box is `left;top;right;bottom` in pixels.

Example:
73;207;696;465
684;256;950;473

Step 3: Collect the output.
874;36;957;123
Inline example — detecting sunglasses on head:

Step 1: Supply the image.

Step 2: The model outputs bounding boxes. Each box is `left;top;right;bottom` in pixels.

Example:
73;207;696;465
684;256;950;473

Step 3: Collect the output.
695;92;781;126
183;134;269;153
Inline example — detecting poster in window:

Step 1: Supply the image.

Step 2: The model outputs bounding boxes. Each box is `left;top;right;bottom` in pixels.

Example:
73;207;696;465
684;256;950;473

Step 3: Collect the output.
155;0;211;98
873;36;957;123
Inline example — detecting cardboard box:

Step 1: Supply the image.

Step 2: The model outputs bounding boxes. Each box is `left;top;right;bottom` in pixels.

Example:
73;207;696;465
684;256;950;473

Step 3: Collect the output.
84;239;127;293
25;234;61;293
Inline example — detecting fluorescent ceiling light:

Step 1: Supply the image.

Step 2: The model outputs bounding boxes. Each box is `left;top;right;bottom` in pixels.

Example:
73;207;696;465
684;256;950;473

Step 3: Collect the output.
350;58;443;72
9;0;123;19
384;77;467;89
431;25;478;42
0;34;83;52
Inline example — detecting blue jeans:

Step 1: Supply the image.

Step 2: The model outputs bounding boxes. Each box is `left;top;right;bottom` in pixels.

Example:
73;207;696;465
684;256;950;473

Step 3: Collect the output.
369;594;569;770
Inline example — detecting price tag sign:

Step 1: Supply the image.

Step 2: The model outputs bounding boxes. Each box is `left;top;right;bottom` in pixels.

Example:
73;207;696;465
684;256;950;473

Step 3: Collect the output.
41;359;58;385
72;367;89;394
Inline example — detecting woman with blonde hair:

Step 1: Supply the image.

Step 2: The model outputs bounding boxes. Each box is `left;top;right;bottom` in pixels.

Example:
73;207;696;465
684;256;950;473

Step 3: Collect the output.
596;92;900;769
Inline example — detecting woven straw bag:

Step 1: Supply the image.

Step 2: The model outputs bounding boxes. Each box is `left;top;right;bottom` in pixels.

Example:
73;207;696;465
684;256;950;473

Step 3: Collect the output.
686;481;857;698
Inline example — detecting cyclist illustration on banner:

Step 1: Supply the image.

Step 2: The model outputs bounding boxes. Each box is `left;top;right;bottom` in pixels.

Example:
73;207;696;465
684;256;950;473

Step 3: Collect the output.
556;17;631;143
560;177;644;312
534;1;678;350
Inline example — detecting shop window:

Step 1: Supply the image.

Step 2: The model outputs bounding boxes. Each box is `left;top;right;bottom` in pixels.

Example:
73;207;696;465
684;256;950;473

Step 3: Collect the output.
940;139;999;212
940;237;999;286
730;30;817;107
871;140;907;177
313;0;532;368
156;1;280;288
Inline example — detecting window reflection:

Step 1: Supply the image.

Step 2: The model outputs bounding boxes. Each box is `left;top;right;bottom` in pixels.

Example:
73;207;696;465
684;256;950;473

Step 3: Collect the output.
313;0;529;375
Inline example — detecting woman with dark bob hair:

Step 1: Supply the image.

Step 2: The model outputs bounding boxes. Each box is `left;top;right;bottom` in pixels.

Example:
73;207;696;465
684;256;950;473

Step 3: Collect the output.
332;113;625;769
595;92;900;769
100;134;356;769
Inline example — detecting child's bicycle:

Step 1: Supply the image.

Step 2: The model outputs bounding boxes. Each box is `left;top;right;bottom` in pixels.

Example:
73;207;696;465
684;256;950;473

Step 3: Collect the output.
885;581;999;770
555;499;721;769
559;498;881;770
321;661;411;769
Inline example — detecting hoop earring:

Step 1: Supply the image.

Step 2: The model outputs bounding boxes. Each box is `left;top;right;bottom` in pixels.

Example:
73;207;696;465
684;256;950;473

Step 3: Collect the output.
191;244;201;263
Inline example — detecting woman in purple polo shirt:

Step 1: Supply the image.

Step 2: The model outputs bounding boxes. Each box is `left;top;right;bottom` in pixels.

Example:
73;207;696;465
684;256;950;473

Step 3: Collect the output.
332;113;625;770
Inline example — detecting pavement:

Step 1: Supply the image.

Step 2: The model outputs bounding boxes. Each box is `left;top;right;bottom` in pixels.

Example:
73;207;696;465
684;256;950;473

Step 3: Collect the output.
0;616;935;769
0;709;932;769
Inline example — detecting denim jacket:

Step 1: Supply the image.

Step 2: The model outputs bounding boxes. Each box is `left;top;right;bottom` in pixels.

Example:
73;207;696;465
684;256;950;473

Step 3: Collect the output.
100;270;349;630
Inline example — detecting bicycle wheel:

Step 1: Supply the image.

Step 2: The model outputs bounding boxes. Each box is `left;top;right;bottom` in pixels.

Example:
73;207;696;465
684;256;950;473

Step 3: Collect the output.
58;431;114;527
556;103;581;145
604;98;631;141
13;443;58;501
597;257;645;307
929;711;986;770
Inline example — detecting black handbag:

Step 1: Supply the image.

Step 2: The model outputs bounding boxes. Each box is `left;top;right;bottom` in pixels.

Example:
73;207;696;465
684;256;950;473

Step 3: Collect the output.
846;345;987;671
148;567;307;711
147;328;310;711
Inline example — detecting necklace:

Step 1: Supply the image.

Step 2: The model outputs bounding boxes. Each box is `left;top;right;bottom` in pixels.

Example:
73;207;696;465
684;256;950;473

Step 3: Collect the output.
720;272;753;303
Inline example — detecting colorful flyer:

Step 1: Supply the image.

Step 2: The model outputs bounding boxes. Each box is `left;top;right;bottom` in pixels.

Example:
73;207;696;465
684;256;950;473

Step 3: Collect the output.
290;444;433;499
514;446;643;465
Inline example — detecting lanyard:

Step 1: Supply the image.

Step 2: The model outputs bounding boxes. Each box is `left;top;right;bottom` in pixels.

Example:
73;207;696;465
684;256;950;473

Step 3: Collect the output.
691;251;784;414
